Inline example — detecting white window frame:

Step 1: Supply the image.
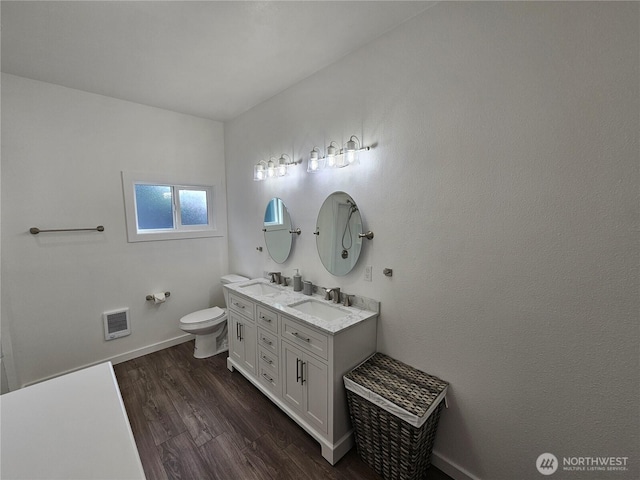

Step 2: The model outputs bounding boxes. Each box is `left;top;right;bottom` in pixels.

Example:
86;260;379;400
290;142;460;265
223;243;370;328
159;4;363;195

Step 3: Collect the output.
122;171;222;242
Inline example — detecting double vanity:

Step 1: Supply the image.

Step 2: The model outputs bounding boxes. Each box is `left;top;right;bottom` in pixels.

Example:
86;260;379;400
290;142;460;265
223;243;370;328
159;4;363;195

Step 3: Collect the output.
224;278;379;464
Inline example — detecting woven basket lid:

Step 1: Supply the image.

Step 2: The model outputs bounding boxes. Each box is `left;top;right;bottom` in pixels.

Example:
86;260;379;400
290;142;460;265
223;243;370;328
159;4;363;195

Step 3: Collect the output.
344;353;448;426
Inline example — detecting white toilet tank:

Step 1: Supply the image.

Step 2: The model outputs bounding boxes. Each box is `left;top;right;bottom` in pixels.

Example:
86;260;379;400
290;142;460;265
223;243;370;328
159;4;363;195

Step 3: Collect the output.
221;274;249;306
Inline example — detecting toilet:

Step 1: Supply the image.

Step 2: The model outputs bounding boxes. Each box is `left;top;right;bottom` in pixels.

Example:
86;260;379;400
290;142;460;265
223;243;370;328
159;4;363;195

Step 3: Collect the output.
179;274;249;359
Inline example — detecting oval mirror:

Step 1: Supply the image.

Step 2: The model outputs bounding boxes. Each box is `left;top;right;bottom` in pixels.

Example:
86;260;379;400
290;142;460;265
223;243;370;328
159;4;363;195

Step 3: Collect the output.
263;197;293;264
316;192;364;276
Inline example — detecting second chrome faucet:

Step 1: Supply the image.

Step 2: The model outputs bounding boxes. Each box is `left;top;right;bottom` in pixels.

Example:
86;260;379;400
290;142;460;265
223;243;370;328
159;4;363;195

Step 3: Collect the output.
268;271;282;284
324;287;341;304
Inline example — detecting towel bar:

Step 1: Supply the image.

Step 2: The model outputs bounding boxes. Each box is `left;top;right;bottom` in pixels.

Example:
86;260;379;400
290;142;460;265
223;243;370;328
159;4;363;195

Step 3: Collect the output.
30;226;104;235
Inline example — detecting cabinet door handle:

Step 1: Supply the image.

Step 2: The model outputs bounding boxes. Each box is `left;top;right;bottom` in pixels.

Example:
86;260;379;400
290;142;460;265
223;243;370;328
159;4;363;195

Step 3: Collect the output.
262;372;274;383
292;332;310;343
296;358;301;383
301;361;306;385
260;315;272;323
236;323;240;340
239;323;243;341
261;354;273;364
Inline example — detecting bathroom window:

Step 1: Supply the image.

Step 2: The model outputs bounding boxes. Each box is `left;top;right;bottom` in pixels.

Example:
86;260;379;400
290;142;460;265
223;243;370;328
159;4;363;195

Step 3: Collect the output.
122;172;221;242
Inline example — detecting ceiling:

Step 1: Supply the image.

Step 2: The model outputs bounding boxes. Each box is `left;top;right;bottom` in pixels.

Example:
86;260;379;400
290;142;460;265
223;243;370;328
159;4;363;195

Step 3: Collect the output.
1;1;433;121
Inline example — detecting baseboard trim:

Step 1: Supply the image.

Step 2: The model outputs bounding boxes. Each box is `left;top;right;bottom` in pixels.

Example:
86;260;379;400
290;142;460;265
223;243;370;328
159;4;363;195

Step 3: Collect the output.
431;450;481;480
109;334;194;366
22;334;194;388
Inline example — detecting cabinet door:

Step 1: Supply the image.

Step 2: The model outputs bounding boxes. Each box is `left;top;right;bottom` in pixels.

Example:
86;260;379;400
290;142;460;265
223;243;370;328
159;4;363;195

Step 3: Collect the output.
282;340;329;434
303;355;328;434
229;311;256;375
282;341;304;413
229;312;244;365
241;321;257;375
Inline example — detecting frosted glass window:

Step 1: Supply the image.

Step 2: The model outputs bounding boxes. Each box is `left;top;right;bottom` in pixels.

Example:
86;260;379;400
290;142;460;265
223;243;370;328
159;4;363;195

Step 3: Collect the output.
179;189;208;226
135;185;174;230
122;171;219;242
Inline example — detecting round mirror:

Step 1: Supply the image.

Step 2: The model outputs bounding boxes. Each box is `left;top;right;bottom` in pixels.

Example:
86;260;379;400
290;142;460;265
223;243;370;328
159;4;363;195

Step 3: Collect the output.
263;197;293;264
316;192;364;276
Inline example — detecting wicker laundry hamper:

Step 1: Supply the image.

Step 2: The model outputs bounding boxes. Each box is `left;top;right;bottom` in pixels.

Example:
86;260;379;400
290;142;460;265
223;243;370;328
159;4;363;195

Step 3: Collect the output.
344;353;449;480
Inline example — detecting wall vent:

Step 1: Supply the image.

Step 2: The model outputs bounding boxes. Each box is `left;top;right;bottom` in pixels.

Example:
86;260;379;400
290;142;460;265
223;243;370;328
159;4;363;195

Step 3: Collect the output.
103;308;130;341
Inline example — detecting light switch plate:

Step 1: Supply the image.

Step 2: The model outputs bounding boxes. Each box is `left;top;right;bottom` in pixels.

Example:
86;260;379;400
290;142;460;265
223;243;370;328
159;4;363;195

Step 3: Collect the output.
364;265;373;282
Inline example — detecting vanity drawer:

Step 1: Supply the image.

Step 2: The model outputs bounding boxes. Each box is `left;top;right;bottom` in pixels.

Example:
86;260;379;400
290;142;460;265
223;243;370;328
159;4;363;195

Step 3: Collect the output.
258;346;279;374
258;328;278;356
282;315;328;361
257;305;278;334
258;363;279;393
229;293;254;320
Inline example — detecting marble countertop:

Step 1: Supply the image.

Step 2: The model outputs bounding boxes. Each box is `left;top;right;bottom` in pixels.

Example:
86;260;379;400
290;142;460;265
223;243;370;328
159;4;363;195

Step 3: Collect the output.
225;278;379;334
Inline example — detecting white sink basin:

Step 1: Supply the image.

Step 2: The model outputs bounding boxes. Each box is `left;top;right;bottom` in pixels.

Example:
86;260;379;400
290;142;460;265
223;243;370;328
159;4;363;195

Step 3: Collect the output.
288;299;349;321
238;282;281;296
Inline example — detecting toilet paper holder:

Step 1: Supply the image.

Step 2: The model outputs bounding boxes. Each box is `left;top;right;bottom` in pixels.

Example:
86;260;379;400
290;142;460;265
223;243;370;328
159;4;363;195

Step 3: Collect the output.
146;292;171;301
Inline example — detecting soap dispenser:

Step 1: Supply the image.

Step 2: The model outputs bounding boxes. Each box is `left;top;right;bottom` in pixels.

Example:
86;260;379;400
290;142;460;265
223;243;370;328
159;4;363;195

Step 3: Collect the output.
293;269;302;292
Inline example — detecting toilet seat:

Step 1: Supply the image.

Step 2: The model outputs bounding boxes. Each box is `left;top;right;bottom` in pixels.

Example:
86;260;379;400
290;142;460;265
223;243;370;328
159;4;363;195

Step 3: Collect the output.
179;306;226;328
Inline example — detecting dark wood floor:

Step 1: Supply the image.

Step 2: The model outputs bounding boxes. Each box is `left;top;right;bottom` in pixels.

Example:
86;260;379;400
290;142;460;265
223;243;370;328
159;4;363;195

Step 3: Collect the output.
114;341;452;480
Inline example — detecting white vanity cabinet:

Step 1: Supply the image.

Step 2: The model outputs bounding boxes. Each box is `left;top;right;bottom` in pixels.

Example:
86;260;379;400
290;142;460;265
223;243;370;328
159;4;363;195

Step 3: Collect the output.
225;282;378;465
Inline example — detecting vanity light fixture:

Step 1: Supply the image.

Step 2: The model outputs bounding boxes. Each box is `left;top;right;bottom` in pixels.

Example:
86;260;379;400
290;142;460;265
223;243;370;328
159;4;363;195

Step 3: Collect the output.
254;154;297;181
318;137;371;171
307;147;326;173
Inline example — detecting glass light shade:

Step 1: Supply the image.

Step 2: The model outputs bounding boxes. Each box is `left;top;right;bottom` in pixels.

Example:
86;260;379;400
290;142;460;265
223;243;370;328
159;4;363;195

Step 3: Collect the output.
307;148;325;173
277;156;288;177
343;138;359;166
254;164;265;181
344;149;358;165
326;144;338;168
267;160;276;178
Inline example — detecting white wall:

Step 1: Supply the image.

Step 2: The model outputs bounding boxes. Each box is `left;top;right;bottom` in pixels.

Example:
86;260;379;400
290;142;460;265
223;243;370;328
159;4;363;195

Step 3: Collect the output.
225;3;638;480
1;74;228;387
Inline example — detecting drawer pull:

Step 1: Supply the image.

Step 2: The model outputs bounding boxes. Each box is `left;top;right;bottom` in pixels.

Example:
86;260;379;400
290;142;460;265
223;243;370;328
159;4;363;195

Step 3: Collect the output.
233;302;245;309
261;355;273;365
260;315;272;323
262;372;274;383
261;337;273;346
292;332;310;343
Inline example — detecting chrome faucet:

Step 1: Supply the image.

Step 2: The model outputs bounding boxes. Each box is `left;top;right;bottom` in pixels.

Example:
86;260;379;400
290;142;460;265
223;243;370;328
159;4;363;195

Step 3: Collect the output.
325;287;341;304
268;272;282;284
343;294;353;307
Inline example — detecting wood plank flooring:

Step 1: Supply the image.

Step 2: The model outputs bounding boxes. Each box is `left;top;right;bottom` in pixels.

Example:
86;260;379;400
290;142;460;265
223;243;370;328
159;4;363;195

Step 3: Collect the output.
114;341;452;480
